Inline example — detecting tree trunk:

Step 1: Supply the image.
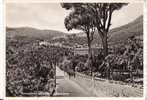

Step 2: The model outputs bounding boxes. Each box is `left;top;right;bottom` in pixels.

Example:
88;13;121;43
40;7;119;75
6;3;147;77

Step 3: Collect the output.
87;41;93;76
101;34;108;57
129;66;134;85
88;42;92;59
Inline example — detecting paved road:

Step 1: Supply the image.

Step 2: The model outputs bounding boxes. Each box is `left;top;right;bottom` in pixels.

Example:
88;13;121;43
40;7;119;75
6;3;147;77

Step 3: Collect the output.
54;66;95;97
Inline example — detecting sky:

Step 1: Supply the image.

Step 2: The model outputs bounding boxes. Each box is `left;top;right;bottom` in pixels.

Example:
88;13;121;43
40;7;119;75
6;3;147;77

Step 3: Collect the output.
6;3;143;33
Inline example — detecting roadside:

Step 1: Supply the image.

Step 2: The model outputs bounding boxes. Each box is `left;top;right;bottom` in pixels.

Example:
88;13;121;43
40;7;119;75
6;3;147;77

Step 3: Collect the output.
54;66;95;97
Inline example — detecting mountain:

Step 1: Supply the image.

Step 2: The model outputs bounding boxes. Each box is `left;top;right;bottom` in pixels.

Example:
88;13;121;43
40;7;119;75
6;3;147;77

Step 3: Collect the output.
6;15;143;46
108;15;143;44
6;27;66;41
73;15;143;45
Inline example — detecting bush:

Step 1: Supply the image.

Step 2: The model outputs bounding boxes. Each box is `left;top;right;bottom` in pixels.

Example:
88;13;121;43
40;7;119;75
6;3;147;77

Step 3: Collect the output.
6;37;71;96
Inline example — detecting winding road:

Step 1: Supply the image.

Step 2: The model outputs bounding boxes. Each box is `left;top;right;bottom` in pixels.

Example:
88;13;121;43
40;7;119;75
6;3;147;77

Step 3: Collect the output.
54;66;95;97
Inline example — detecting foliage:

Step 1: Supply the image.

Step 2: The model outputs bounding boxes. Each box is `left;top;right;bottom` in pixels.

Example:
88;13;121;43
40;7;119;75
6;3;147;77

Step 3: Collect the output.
61;3;127;56
62;3;97;72
6;36;71;96
98;37;143;81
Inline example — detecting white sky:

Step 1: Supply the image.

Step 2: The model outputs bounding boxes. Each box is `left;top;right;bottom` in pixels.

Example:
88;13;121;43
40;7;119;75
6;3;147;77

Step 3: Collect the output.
6;3;143;33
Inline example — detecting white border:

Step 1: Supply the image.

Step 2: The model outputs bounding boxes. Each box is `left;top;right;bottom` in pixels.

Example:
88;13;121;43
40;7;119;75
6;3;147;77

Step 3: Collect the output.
144;3;147;100
6;0;145;3
4;97;146;100
0;0;4;99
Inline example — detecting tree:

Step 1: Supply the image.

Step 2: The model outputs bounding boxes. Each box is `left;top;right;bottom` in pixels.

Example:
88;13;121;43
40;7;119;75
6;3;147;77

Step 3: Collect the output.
87;3;128;56
61;3;96;75
61;3;127;57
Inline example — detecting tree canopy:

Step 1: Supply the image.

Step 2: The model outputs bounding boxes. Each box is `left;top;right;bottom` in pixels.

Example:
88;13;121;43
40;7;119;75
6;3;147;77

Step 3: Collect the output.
61;3;127;56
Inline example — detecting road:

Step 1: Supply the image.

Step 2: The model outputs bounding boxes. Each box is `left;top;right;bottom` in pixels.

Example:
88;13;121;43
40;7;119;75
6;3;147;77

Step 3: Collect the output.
54;66;95;97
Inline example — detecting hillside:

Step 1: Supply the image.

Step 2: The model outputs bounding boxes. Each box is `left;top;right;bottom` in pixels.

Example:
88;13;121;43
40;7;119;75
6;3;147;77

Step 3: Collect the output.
109;15;143;44
6;27;65;41
64;15;143;46
6;15;143;46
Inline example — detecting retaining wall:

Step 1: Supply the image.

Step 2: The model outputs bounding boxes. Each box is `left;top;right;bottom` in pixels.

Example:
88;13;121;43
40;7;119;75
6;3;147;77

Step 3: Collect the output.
71;72;143;97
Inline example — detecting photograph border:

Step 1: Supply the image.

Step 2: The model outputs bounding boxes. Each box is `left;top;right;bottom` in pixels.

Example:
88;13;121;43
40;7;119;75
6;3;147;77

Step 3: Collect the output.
2;0;146;100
